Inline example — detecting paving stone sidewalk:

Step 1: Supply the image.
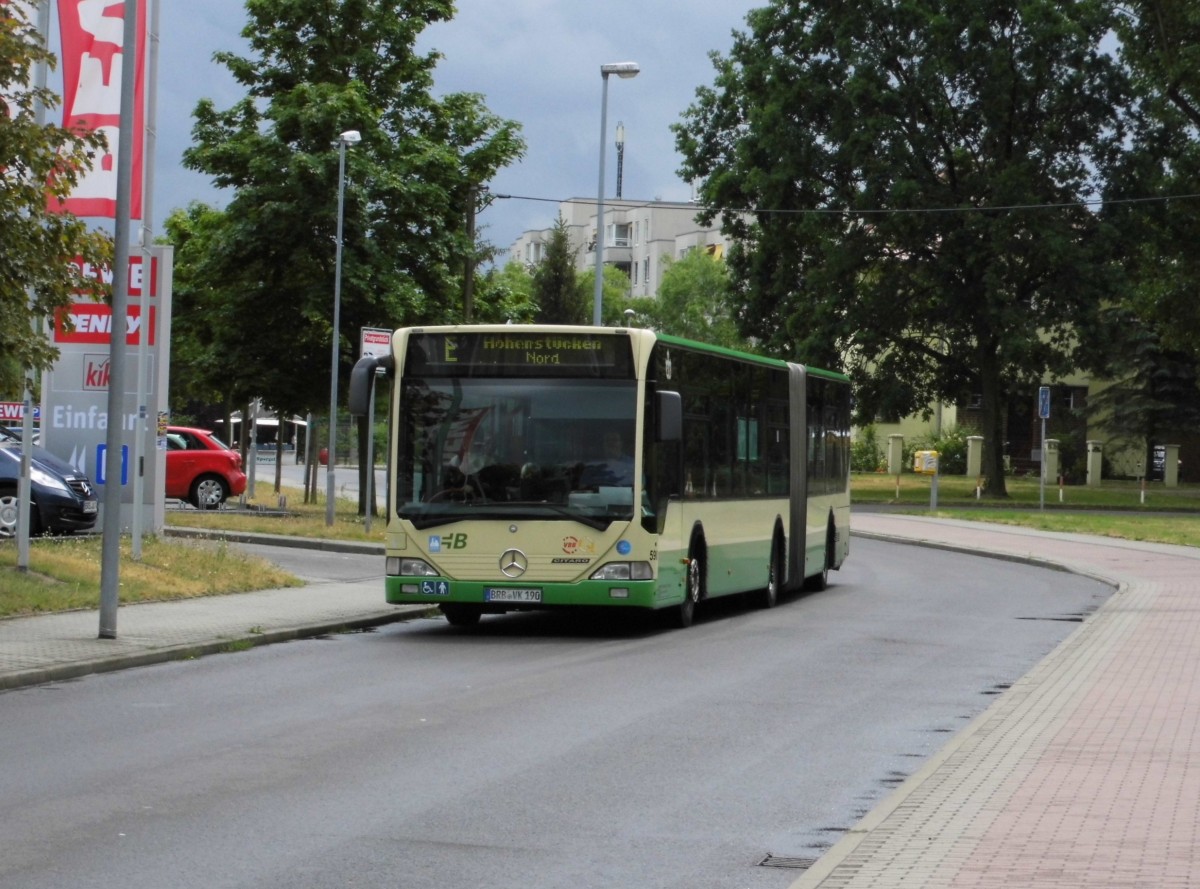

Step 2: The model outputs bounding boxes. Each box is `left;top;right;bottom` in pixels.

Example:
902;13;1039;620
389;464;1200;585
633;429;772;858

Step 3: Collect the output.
791;513;1200;889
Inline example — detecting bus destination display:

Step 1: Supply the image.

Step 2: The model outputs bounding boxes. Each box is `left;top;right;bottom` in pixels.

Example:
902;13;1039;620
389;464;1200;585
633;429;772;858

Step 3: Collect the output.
406;332;634;378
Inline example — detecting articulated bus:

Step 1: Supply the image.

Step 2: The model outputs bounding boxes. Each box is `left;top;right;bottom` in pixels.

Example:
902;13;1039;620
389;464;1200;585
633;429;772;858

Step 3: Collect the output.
348;324;851;628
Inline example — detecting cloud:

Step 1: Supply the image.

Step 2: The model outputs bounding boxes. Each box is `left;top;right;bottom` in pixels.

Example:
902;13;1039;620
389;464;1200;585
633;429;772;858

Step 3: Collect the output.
153;0;757;253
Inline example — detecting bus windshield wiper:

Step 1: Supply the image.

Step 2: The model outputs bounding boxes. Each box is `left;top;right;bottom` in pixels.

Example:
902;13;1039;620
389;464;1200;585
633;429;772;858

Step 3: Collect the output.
510;501;612;531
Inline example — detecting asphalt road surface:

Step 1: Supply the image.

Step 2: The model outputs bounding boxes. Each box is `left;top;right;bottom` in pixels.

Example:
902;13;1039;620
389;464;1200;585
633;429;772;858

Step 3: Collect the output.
0;538;1110;889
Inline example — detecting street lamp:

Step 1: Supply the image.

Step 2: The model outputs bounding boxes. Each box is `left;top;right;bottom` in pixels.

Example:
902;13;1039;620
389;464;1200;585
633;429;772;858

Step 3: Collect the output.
326;129;361;526
593;61;639;326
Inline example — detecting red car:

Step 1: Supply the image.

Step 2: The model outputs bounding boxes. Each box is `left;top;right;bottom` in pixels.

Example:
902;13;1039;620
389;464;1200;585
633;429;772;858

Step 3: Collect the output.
165;426;247;509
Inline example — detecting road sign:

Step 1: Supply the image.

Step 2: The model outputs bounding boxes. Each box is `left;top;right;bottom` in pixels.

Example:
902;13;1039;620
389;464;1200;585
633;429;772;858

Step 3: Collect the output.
1038;386;1051;420
360;327;391;359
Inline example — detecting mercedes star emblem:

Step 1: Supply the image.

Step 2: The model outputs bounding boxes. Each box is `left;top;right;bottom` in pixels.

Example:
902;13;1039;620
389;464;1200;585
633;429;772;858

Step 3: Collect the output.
499;549;528;578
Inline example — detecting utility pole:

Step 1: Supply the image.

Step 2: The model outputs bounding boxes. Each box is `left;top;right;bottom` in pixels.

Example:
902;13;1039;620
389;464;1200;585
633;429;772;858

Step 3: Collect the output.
99;0;141;638
463;185;476;321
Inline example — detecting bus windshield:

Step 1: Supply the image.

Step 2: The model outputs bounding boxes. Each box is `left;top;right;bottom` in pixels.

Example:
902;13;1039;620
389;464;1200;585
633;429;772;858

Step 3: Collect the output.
397;377;640;529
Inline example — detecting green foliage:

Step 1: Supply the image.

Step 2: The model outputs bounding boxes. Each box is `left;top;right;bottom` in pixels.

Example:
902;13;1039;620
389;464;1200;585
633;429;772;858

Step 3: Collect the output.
532;216;586;323
851;425;884;473
624;249;750;349
471;261;536;323
673;0;1135;497
0;6;112;393
1105;3;1200;367
579;264;635;327
161;203;245;415
1084;316;1200;477
178;0;525;421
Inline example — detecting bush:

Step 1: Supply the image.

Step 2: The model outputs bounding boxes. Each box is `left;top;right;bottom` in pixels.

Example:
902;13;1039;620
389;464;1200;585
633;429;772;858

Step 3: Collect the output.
852;425;885;472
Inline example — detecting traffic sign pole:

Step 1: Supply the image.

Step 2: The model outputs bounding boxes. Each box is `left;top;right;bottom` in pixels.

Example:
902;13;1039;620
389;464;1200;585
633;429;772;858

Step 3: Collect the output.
1038;387;1050;511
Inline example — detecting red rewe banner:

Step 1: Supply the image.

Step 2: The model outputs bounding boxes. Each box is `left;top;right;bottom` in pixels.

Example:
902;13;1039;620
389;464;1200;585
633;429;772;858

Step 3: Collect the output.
69;254;158;297
54;0;145;219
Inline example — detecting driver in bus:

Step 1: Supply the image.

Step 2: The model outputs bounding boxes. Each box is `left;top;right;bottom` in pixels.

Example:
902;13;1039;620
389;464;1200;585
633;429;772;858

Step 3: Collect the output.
579;430;635;487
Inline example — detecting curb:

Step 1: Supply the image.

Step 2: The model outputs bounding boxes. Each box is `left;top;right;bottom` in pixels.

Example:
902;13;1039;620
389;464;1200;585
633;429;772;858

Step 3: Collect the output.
163;525;384;555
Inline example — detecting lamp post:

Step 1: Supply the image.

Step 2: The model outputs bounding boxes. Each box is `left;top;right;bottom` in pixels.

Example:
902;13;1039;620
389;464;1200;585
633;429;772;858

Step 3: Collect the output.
593;61;639;327
326;129;361;526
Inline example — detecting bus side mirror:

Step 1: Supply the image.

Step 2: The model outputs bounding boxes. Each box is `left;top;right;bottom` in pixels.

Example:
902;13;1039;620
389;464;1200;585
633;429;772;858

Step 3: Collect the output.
349;355;393;416
656;390;682;442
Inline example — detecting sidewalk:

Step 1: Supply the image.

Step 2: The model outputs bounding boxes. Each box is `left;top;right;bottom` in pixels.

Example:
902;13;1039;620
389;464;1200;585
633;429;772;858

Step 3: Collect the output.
791;512;1200;889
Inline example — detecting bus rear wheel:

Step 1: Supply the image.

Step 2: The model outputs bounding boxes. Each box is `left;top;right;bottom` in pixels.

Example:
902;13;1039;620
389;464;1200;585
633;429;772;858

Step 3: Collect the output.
804;521;835;592
753;535;784;609
440;604;481;627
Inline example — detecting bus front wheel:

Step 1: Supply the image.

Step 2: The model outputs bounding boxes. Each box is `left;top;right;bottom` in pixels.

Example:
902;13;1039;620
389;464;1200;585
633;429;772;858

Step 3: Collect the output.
669;544;705;629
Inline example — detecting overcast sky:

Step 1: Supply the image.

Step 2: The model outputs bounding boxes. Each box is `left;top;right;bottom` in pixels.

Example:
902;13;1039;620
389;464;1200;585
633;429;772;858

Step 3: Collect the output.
149;1;761;258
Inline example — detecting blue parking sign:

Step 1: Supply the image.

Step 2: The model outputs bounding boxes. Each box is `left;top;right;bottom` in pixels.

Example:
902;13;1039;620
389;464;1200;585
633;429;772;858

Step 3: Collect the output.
95;444;129;485
1038;386;1051;420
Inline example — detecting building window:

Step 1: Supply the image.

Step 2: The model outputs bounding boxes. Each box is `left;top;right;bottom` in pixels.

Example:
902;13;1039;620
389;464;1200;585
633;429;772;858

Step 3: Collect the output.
608;222;633;247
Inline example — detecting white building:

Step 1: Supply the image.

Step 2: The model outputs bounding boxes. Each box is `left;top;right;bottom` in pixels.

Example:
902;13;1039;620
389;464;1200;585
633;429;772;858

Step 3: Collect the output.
508;198;735;299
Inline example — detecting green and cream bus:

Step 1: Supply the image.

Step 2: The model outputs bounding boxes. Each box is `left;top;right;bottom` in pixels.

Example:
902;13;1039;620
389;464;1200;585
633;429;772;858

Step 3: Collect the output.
348;324;850;628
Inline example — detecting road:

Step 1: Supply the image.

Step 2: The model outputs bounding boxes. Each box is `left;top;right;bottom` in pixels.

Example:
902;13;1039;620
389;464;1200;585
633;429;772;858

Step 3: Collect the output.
0;539;1110;889
239;456;386;510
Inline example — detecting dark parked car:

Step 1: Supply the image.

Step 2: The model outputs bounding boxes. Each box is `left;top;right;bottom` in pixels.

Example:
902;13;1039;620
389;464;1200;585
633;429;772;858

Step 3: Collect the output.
0;428;98;538
165;425;247;509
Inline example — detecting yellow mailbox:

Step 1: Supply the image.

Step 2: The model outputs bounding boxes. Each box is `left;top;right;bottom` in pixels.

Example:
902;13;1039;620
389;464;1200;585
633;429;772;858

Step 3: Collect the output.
913;450;939;475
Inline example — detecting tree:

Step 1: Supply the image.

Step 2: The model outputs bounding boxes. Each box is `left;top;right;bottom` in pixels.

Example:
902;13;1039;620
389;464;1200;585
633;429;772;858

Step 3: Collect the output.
161;203;247;418
673;0;1134;496
531;216;586;323
578;263;633;327
471;260;536;324
1086;319;1200;477
633;249;745;348
1106;2;1200;359
181;0;524;427
1;4;111;394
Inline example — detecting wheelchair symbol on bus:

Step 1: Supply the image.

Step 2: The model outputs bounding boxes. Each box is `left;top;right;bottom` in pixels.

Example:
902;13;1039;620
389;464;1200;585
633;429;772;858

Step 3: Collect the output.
421;580;450;596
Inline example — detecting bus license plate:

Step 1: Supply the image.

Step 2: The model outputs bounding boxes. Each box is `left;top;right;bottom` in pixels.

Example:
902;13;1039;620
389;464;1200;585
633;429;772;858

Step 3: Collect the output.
484;588;542;603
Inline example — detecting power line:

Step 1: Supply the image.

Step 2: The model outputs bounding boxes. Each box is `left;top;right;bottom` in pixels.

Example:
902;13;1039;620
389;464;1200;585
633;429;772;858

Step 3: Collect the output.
493;190;1200;217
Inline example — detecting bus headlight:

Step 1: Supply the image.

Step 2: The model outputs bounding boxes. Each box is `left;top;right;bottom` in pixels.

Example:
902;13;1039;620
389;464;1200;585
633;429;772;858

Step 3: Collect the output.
387;557;439;577
589;562;653;581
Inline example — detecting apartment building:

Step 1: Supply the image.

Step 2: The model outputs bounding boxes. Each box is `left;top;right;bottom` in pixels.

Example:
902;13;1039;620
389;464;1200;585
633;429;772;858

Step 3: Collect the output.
508;198;734;299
